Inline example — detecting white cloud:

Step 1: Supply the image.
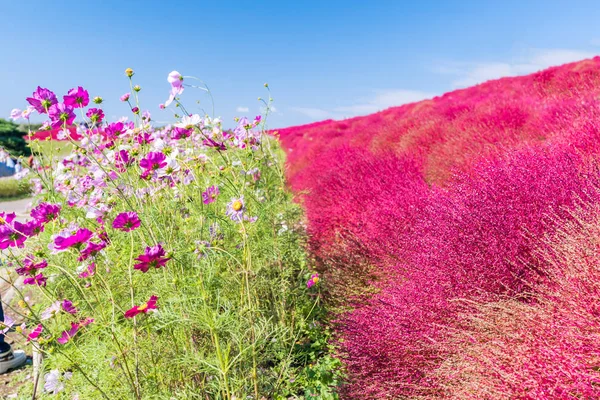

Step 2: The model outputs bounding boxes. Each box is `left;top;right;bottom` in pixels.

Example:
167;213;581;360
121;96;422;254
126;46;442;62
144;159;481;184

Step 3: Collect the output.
291;89;435;122
289;107;335;120
441;48;597;88
236;106;249;113
334;89;434;115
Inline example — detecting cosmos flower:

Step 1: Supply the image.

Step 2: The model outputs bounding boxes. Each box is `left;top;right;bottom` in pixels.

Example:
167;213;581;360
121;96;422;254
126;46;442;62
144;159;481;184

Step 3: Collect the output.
306;273;320;288
202;185;220;205
112;212;141;232
134;244;170;273
86;108;104;124
139;152;167;173
0;315;14;335
26;86;57;114
124;295;158;318
120;93;130;102
27;324;43;341
40;301;61;320
44;370;72;394
63;86;90;108
53;228;93;251
78;241;107;261
15;257;47;276
30;203;61;224
226;196;246;222
48;103;76;129
24;273;47;287
62;299;78;314
78;263;96;279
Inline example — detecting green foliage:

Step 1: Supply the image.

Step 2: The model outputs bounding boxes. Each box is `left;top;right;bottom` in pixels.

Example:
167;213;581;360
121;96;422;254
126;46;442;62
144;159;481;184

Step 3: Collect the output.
13;135;341;399
0;118;31;157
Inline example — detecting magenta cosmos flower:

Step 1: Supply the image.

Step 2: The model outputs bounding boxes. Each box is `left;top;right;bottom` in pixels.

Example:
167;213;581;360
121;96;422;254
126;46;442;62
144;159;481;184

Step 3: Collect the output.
306;273;320;288
112;212;141;232
48;103;76;129
63;87;89;108
139;152;167;178
78;241;106;261
53;228;93;250
124;295;158;318
134;244;170;273
15;257;47;276
24;273;47;287
202;185;219;204
30;203;61;224
0;220;33;249
86;108;104;124
26;87;58;114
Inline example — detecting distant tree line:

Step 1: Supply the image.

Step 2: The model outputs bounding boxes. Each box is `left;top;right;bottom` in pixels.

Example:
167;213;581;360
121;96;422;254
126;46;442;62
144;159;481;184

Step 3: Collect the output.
0;118;31;157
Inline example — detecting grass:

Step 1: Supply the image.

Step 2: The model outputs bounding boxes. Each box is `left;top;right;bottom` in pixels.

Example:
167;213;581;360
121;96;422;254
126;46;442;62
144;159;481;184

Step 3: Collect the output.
0;178;30;201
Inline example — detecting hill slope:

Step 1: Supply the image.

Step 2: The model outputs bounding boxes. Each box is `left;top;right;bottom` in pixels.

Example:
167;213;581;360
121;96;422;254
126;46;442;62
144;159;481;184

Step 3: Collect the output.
278;57;600;398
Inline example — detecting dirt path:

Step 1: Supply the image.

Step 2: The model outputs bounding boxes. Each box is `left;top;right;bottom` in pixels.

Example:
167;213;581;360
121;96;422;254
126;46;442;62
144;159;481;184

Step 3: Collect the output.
0;199;35;397
0;199;32;221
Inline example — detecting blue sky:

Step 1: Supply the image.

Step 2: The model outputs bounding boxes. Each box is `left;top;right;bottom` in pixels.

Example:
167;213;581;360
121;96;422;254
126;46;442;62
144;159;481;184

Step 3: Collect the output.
2;0;600;128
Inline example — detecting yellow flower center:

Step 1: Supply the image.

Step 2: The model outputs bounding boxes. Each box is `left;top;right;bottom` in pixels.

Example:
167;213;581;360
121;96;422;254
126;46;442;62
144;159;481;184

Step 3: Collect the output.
312;277;320;284
0;217;5;225
137;304;148;312
232;200;243;211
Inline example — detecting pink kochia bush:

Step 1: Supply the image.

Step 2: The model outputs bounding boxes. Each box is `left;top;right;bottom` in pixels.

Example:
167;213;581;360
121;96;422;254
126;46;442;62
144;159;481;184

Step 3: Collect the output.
335;142;600;398
432;205;600;399
277;57;600;398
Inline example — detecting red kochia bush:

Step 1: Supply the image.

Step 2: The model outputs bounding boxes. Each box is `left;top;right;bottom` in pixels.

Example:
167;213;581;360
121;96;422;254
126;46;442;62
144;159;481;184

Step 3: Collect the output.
337;143;600;398
432;205;600;399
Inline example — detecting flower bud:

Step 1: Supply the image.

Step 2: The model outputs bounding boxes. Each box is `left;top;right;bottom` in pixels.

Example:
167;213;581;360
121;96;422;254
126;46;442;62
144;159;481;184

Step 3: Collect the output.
133;85;141;92
93;96;103;104
125;68;134;78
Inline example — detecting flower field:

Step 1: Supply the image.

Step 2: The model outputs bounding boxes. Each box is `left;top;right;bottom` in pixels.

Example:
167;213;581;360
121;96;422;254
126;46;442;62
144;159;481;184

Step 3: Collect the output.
277;56;600;398
5;56;600;399
2;71;340;398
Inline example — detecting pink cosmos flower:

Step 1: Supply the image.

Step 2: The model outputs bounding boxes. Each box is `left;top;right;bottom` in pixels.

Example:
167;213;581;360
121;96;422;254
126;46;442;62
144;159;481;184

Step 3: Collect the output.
57;322;79;345
53;228;93;250
0;316;14;335
48;103;75;129
63;87;90;108
30;203;61;224
78;263;96;278
86;108;104;124
202;185;220;204
124;295;158;318
120;93;130;102
24;273;47;287
134;244;170;273
226;196;246;222
27;324;43;341
26;87;57;114
78;241;106;261
112;212;141;232
40;301;61;320
57;318;93;345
